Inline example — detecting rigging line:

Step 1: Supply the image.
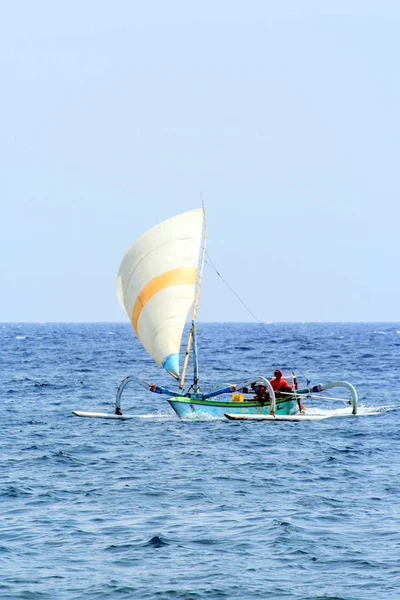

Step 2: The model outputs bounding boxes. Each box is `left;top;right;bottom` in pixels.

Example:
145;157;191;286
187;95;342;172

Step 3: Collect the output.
306;394;352;403
277;391;352;403
204;252;310;383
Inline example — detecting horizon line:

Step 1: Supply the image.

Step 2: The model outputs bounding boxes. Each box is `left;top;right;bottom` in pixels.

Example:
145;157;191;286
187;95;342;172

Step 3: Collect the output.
2;320;400;325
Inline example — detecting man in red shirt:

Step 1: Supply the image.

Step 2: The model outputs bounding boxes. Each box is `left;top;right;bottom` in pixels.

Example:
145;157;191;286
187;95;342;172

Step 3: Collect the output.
270;369;305;414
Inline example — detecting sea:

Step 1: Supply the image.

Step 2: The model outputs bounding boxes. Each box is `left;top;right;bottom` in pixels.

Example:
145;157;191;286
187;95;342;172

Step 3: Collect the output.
1;322;400;600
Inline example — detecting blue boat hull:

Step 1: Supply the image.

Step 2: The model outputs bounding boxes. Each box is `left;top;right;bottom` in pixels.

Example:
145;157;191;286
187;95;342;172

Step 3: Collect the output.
168;397;299;419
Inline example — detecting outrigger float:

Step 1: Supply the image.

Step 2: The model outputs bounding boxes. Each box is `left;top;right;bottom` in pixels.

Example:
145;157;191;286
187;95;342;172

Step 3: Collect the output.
72;205;358;421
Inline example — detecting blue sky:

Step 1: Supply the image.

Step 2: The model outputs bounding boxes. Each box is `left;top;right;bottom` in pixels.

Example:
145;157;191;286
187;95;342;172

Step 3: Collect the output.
1;1;399;322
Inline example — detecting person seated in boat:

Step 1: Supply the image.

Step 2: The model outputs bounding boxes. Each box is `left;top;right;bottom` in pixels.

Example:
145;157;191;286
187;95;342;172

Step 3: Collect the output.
270;369;292;395
251;382;270;406
251;381;275;416
270;369;305;413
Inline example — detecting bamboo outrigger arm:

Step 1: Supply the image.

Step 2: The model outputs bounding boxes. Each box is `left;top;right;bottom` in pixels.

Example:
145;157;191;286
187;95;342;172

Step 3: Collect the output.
295;380;358;414
115;374;237;414
319;381;358;414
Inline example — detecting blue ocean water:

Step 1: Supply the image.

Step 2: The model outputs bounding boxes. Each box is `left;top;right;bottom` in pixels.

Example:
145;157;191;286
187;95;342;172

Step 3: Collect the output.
1;322;400;600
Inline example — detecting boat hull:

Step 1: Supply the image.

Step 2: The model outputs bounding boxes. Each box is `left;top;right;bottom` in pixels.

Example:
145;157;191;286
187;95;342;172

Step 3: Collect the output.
168;397;299;419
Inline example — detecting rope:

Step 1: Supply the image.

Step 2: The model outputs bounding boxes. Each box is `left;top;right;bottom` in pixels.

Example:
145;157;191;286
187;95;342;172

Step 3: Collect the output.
205;252;310;383
205;254;265;325
280;391;351;403
306;393;352;403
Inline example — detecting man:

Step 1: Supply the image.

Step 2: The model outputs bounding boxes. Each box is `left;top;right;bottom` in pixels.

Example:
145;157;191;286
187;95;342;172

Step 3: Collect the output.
270;369;305;414
251;382;269;405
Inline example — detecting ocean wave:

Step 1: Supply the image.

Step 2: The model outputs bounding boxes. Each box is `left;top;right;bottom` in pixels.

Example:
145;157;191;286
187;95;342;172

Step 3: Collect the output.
2;322;400;600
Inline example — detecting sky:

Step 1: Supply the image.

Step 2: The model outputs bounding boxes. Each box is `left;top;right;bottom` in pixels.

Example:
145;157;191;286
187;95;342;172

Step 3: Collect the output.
1;0;399;323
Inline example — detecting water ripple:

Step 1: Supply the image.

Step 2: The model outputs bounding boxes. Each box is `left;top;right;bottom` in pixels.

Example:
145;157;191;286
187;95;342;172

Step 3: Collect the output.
1;323;400;599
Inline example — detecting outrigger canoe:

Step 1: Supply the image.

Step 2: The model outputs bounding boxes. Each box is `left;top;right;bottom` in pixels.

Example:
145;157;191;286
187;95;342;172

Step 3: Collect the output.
72;205;357;420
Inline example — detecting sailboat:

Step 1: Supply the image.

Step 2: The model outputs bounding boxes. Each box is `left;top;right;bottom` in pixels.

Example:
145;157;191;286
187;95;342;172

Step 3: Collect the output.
72;206;358;421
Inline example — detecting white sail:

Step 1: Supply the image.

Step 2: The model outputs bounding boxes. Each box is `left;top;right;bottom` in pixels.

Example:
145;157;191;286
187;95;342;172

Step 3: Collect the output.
116;208;203;378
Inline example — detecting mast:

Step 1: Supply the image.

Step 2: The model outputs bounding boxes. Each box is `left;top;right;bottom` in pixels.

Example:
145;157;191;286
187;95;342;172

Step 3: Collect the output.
192;323;199;389
179;196;207;390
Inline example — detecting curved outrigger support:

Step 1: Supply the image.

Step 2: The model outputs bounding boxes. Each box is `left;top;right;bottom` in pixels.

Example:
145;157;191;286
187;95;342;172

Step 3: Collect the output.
115;373;241;414
115;375;189;414
320;381;358;414
295;380;358;415
253;376;276;414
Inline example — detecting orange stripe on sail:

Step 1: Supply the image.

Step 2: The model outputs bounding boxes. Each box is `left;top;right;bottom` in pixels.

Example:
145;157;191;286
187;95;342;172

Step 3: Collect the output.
131;267;197;335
